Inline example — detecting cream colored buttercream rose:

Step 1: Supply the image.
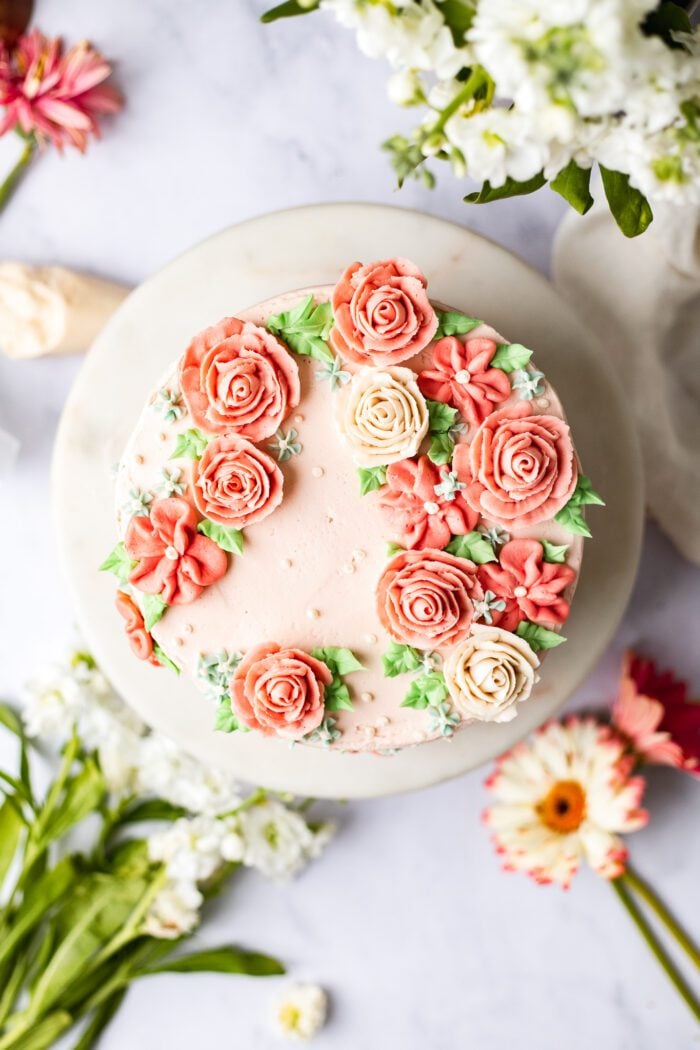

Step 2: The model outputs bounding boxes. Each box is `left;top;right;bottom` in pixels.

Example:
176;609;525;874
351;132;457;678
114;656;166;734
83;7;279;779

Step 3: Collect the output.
444;624;540;723
338;366;429;467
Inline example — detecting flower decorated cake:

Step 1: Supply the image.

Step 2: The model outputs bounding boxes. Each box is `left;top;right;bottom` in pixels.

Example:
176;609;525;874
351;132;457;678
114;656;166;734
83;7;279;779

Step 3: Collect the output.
104;256;603;754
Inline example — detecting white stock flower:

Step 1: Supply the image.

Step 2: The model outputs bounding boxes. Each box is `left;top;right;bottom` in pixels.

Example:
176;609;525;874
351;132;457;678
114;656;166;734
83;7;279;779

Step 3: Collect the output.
338;366;429;467
596;122;700;206
143;880;203;940
136;734;243;816
148;815;243;883
387;68;425;106
445;105;554;187
239;801;332;882
444;624;540;723
274;983;328;1042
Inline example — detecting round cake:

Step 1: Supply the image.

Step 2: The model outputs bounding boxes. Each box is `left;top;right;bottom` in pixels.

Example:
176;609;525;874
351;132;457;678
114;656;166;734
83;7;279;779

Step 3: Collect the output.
103;256;602;754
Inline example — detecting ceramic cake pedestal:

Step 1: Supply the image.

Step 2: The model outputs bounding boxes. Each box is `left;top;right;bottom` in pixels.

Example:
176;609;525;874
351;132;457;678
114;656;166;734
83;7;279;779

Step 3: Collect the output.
52;204;643;799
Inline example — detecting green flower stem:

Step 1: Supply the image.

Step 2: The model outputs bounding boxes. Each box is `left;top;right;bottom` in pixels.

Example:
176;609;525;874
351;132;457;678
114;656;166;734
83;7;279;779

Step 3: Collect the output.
0;136;36;216
611;877;700;1022
89;868;168;970
221;786;267;819
430;66;494;135
621;866;700;970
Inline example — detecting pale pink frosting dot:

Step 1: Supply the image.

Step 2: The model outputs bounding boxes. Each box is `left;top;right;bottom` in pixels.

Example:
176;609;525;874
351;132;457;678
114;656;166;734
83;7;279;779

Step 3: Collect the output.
376;548;483;652
230;642;332;740
180;317;300;441
192;434;283;528
330;257;438;367
454;402;577;528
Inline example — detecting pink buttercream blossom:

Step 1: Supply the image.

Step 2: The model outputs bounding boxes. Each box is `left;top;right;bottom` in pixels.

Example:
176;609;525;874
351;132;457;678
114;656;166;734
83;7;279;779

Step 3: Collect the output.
0;30;122;151
230;642;331;740
477;538;576;630
114;591;160;666
376;455;478;550
418;335;511;426
192;434;283;529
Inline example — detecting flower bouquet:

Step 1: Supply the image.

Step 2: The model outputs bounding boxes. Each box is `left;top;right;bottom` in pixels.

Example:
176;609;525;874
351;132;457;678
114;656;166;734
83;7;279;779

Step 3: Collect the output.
263;0;700;236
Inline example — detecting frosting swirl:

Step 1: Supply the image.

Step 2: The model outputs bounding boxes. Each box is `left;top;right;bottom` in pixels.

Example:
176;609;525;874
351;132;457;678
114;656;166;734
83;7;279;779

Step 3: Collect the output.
376;454;477;550
330;257;437;366
338;366;429;467
454;402;577;527
192;434;283;529
444;624;539;723
230;642;332;740
376;548;482;651
417;335;511;426
180;317;300;441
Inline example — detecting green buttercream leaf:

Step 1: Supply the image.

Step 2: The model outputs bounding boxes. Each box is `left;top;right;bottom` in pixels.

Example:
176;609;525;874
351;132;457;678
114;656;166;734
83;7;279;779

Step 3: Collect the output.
434;309;482;340
141;593;168;631
170;428;209;460
445;531;497;564
516;621;566;652
99;542;136;582
382;641;422;677
465;171;547;203
540;540;570;564
261;0;319;24
600;166;654;238
426;398;458;434
266;295;334;365
197;519;244;555
214;697;241;733
153;646;180;674
568;474;605;507
325;677;354;712
490;342;533;373
428;431;455;466
357;465;387;495
554;475;604;537
550;160;594;215
386;542;404;557
311;646;364;676
401;672;448;709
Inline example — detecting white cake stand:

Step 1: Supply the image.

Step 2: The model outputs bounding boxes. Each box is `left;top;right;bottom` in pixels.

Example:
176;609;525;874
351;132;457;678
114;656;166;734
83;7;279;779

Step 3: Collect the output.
52;204;643;799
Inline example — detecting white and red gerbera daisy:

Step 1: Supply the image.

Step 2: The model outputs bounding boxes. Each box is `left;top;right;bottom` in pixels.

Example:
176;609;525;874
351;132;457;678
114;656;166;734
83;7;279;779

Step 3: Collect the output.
484;718;648;888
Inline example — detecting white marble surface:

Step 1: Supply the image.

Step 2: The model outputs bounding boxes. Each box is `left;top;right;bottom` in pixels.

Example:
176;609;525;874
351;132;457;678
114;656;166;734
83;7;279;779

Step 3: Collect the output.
0;1;698;1048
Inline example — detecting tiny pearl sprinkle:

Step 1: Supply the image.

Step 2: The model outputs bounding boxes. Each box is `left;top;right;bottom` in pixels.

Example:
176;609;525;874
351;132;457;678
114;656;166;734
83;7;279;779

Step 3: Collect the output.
537;398;550;409
312;466;324;478
363;726;376;738
352;548;366;562
282;558;293;569
424;500;440;515
135;454;144;465
455;369;471;385
366;633;378;645
159;432;167;443
341;563;355;575
307;608;321;620
174;637;184;647
164;545;178;561
361;691;374;703
513;585;527;598
183;624;194;635
375;715;390;728
294;414;304;423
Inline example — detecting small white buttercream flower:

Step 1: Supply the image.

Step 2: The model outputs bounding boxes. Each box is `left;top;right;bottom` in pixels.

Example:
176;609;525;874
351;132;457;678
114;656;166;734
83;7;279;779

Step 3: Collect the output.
444;624;540;723
274;983;328;1042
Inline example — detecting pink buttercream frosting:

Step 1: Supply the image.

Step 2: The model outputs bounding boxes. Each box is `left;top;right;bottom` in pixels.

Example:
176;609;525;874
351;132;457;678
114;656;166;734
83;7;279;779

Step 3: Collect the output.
192;434;283;529
477;538;577;630
454;402;577;528
376;455;478;550
417;335;511;426
329;257;438;367
376;548;483;652
180;317;300;441
125;497;228;606
115;591;160;665
230;642;332;739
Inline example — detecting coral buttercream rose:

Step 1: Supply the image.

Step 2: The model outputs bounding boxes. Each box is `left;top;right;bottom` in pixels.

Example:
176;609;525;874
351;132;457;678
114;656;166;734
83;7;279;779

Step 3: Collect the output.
230;643;332;740
376;548;482;651
192;434;283;528
417;335;511;426
454;403;577;527
115;591;160;665
125;497;228;606
377;455;478;550
180;317;300;441
338;366;429;467
444;624;540;723
330;257;438;366
478;539;577;630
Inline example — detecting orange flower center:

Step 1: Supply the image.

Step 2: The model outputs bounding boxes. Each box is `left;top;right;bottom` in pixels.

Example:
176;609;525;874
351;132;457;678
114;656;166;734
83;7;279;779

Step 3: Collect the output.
537;779;586;833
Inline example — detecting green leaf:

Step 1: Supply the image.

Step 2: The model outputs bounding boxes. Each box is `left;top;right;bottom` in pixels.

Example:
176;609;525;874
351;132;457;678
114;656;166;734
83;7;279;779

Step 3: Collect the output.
266;295;334;365
71;990;127;1050
428;431;455;466
401;672;448;710
10;1010;73;1050
214;697;241;733
141;945;285;977
261;0;319;23
445;531;497;564
99;542;135;582
311;646;364;676
465;171;547;203
550;159;594;215
434;309;482;339
0;701;23;737
516;621;566;652
386;542;404;558
118;798;188;824
382;641;422;678
426;398;458;434
141;593;168;631
0;799;22;891
153;645;180;675
46;758;106;844
0;856;78;970
490;342;533;373
642;1;691;46
568;474;605;507
357;465;387;495
438;0;477;45
540;540;569;564
170;427;209;460
600;166;654;238
553;503;592;538
197;519;243;555
324;677;354;712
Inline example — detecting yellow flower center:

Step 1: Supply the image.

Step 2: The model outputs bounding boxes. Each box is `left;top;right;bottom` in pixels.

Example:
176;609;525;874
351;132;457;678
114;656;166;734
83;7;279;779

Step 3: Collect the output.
537;779;586;833
279;1004;302;1033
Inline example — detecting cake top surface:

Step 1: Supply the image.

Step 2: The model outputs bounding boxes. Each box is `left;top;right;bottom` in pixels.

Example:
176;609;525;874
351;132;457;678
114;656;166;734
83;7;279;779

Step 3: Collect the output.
106;257;600;754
